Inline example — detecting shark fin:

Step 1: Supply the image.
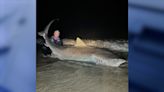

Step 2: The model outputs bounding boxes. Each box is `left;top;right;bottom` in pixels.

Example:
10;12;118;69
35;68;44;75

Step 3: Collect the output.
74;37;87;47
38;18;59;37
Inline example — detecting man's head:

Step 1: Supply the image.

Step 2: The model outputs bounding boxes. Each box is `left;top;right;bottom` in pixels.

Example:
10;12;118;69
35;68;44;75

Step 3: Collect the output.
53;30;60;38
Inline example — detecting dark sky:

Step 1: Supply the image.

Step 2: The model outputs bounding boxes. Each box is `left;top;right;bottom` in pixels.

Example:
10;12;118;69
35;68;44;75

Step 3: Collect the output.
37;0;127;39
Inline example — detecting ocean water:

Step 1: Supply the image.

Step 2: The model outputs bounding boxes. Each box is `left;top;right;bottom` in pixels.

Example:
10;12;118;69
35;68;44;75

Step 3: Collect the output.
62;39;128;52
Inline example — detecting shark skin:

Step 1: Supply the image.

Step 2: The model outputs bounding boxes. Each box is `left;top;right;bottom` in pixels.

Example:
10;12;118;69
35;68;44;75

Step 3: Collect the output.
39;19;127;67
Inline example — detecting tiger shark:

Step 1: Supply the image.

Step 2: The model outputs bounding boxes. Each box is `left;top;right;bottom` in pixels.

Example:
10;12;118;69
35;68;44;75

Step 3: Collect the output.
39;19;127;67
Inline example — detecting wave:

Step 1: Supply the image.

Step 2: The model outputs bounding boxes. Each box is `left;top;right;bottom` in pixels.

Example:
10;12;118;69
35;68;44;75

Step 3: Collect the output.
63;39;128;52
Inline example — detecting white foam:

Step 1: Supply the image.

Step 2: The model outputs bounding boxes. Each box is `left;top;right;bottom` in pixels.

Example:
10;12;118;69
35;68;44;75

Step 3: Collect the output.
63;39;128;52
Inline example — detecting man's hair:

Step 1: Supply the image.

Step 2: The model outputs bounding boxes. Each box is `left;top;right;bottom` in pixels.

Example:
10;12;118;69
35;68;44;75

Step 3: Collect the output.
54;30;60;33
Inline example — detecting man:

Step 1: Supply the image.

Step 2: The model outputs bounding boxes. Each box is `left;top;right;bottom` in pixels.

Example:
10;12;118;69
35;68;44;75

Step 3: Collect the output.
51;30;63;46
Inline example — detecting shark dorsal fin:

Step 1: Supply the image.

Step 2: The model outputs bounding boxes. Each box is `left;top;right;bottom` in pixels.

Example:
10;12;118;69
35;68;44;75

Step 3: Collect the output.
75;37;87;47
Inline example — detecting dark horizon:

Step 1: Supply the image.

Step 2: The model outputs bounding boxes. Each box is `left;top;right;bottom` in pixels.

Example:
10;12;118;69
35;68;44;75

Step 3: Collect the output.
37;0;127;40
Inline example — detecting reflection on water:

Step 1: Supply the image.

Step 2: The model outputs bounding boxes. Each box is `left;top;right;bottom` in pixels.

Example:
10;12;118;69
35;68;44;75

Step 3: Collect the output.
37;53;128;92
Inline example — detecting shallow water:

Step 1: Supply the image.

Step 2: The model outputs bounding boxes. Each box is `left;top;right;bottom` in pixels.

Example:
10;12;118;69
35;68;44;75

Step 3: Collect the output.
37;55;128;92
37;39;128;92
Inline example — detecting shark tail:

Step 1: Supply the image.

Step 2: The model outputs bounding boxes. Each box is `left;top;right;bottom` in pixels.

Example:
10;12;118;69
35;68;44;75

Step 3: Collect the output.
38;18;59;37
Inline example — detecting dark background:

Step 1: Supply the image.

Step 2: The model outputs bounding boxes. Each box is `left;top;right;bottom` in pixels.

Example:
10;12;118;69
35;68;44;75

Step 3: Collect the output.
37;0;127;40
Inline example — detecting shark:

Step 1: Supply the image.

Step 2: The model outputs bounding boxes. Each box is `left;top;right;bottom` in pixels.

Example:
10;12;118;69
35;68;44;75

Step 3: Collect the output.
39;19;127;67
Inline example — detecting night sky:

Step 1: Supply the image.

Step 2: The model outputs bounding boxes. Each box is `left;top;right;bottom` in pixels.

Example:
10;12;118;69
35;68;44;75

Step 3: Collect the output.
37;0;127;39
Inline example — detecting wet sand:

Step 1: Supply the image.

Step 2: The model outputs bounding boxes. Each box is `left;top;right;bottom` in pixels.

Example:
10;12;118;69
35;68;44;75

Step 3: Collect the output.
37;53;128;92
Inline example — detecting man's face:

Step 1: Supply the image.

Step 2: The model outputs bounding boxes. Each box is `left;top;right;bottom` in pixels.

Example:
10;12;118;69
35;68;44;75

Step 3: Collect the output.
54;31;60;38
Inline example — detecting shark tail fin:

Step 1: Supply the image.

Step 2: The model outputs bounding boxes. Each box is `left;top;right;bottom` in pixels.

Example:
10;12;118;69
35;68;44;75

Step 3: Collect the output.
38;18;60;37
74;37;87;47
